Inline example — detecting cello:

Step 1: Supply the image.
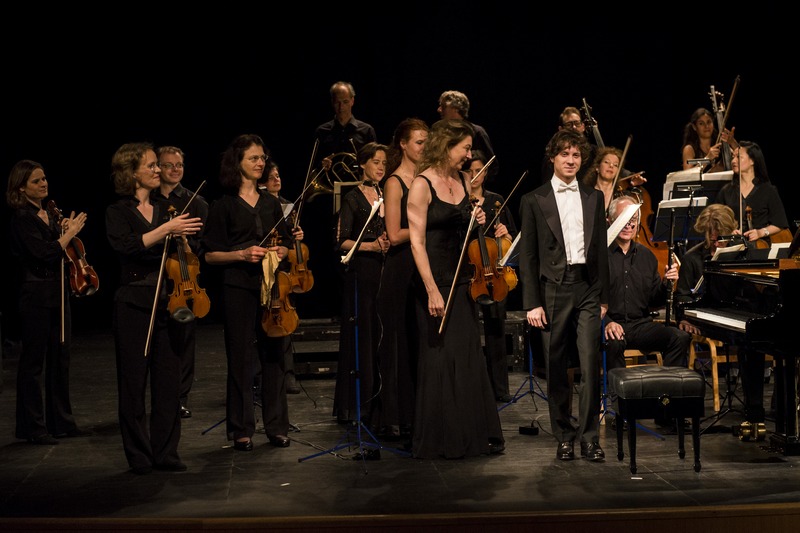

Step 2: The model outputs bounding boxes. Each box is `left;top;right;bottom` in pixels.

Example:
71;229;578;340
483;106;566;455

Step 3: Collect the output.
261;230;299;337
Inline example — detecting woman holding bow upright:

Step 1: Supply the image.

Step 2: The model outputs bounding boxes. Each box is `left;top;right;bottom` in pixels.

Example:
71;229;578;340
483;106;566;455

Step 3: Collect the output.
106;142;203;474
407;119;504;459
203;134;293;452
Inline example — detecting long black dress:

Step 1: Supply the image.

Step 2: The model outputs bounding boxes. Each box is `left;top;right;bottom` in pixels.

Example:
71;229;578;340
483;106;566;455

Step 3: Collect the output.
411;175;504;459
333;186;385;426
374;175;416;437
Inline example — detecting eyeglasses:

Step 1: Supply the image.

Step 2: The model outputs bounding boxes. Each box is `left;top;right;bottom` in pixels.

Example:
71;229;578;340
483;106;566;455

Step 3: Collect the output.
160;162;184;170
563;120;583;128
623;219;639;229
246;155;268;164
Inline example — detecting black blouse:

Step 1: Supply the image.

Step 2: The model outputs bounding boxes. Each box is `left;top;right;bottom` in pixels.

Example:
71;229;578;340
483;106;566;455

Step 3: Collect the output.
202;190;291;290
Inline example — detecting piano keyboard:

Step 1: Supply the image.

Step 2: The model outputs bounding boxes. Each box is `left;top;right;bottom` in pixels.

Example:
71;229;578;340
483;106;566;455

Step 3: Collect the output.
683;309;748;332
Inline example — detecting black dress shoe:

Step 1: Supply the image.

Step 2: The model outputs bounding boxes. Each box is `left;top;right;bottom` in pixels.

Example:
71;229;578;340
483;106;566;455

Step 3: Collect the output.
180;406;192;419
28;434;59;445
233;439;253;451
496;394;513;403
557;440;575;460
154;461;188;472
580;442;605;462
268;435;290;448
488;441;505;454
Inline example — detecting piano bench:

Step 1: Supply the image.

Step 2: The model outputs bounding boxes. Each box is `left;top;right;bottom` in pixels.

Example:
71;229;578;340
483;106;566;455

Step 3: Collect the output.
608;366;705;474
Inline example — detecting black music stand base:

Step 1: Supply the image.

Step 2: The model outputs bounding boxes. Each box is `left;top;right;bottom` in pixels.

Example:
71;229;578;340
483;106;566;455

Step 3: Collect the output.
497;330;547;436
297;265;410;471
699;351;744;436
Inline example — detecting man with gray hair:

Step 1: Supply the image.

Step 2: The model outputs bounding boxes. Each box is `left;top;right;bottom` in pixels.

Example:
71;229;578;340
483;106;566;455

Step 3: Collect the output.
437;90;497;179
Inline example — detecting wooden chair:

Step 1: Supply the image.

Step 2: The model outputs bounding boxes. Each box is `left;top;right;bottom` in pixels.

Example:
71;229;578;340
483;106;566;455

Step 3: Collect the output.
688;335;733;412
624;349;663;367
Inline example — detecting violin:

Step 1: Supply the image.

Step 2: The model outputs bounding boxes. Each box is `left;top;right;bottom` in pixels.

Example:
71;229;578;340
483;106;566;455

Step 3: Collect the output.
467;196;508;305
286;210;314;293
261;230;299;337
46;200;99;297
166;235;210;320
492;201;518;292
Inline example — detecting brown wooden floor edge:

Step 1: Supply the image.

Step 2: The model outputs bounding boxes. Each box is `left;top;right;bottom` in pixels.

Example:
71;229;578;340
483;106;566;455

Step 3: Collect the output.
3;503;800;532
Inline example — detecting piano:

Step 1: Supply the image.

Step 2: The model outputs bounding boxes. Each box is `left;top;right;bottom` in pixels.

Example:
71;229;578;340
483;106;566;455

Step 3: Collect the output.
679;250;800;455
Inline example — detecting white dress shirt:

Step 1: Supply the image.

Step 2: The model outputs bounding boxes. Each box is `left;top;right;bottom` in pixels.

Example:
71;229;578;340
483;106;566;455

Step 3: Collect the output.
551;176;585;265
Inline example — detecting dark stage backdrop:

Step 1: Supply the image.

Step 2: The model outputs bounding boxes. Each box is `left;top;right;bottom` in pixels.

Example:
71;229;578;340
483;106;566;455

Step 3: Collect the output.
1;7;793;335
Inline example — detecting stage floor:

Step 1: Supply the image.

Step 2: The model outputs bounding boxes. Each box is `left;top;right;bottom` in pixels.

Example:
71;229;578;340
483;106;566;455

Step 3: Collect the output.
2;322;800;532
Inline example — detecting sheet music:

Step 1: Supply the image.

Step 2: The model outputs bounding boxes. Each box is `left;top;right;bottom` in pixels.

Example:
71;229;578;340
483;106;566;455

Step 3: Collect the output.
769;242;790;259
663;168;733;199
500;232;521;266
657;197;708;209
606;202;641;248
711;243;746;260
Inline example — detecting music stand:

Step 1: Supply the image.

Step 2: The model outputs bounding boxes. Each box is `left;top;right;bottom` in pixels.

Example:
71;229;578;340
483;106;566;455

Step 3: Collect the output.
664;168;732;206
298;199;410;470
652;197;708;254
497;325;547;436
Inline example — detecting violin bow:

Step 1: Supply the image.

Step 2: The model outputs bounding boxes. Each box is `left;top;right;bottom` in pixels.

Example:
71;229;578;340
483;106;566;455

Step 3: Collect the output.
469;155;496;184
716;75;741;144
341;198;384;265
610;135;633;193
144;206;179;357
179;180;206;216
439;198;480;335
295;140;319;226
487;170;528;228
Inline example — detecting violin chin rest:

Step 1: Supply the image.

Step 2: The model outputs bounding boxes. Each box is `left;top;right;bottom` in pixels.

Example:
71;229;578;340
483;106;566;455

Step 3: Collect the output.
171;307;195;324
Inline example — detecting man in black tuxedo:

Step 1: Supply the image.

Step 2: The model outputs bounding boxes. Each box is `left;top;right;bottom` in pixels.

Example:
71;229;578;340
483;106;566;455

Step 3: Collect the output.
519;129;610;462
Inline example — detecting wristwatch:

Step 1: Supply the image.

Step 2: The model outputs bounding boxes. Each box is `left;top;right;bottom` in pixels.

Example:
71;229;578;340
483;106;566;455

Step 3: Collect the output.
763;228;770;237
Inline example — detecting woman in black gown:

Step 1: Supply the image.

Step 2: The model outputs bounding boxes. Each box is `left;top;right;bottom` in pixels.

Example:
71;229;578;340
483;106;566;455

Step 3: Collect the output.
407;119;504;459
333;142;391;429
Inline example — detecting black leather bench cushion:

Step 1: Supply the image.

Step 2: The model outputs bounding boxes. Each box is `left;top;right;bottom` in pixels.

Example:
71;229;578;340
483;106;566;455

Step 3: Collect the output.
608;366;705;399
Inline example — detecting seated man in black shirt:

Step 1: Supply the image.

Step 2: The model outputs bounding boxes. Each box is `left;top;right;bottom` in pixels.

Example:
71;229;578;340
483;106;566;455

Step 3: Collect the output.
603;195;692;428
